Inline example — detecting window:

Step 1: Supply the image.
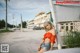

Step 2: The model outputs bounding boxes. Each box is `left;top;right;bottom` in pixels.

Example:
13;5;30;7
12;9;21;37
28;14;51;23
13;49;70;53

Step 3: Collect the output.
66;26;68;31
61;26;64;29
61;23;63;25
66;23;68;25
70;26;73;31
71;23;73;25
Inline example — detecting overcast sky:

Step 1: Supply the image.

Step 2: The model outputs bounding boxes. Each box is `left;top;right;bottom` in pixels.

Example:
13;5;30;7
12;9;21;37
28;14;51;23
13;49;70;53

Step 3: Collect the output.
0;0;51;25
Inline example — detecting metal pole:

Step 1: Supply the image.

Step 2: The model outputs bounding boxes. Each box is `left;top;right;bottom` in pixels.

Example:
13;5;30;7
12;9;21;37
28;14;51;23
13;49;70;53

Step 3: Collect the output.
13;14;14;28
49;0;62;49
5;0;8;30
15;17;17;29
21;14;23;32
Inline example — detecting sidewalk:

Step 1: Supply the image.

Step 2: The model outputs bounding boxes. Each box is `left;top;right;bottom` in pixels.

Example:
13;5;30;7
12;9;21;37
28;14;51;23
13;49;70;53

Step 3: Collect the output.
44;48;80;53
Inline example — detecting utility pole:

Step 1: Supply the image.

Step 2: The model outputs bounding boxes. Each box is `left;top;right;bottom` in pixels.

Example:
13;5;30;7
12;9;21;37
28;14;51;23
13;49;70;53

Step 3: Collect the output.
49;0;62;49
21;14;23;32
13;14;14;28
5;0;8;30
5;0;10;30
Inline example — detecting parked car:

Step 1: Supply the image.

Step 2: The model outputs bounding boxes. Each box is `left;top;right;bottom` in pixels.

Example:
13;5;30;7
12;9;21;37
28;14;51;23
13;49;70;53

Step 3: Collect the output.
33;26;41;30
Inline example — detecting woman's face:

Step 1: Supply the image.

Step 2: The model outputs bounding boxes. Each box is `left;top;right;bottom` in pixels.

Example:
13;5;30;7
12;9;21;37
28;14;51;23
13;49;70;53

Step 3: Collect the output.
44;23;51;30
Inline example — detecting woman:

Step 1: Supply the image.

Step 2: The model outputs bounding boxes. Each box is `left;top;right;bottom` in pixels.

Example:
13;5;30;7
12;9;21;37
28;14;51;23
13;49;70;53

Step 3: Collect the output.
38;21;56;53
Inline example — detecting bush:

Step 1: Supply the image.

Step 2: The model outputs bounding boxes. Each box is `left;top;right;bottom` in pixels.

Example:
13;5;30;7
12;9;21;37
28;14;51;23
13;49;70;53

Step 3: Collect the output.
63;31;80;48
0;29;13;33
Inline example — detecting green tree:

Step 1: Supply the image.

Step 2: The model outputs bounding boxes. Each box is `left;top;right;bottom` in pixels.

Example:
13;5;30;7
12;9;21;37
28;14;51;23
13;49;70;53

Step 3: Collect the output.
0;19;15;29
0;20;5;29
18;21;27;28
22;21;26;28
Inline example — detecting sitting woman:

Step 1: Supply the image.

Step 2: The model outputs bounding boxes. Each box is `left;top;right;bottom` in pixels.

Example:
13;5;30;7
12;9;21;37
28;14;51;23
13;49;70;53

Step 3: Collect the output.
38;21;56;53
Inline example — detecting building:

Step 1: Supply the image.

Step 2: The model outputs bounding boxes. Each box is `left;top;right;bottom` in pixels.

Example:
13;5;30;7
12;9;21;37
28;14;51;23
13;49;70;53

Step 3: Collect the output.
27;20;34;29
59;21;80;32
33;12;51;27
27;12;51;29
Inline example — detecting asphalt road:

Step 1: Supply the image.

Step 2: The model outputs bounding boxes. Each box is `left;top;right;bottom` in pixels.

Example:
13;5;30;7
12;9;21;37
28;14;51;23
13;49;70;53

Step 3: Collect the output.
0;30;45;53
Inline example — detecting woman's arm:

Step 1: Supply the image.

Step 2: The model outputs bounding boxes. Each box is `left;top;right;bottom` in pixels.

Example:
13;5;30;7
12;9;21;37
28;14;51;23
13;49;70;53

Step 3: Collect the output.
50;34;56;50
39;39;44;46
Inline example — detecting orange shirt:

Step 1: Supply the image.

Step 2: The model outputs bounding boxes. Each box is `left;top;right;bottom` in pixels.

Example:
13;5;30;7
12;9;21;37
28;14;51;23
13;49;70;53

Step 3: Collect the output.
43;32;56;43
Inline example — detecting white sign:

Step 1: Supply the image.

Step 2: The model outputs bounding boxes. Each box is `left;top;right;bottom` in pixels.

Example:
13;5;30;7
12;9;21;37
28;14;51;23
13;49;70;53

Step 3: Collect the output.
0;44;9;52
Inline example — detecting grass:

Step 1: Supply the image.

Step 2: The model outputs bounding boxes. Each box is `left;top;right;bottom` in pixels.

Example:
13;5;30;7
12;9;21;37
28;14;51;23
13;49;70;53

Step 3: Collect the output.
0;29;13;33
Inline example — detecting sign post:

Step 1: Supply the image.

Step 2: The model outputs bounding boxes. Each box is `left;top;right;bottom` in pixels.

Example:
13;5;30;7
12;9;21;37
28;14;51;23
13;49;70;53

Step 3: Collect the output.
49;0;62;49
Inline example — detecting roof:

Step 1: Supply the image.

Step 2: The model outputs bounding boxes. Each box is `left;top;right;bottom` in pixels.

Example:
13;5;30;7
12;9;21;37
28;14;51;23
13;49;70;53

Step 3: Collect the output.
36;12;45;17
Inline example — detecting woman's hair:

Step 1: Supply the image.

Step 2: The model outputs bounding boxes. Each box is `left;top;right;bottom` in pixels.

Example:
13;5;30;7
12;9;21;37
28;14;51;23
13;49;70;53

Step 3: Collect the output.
44;21;54;32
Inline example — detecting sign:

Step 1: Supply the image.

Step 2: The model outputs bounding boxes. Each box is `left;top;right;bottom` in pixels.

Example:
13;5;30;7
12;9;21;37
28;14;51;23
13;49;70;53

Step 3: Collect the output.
0;44;9;52
56;0;80;4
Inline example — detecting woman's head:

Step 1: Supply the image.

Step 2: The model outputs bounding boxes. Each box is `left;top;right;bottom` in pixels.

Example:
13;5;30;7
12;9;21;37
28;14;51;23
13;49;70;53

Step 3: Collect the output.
44;21;54;32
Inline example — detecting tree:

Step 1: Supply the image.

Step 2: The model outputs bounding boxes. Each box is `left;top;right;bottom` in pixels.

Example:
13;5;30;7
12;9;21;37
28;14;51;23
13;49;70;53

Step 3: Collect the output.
22;21;26;28
18;21;27;28
0;19;15;29
0;20;5;29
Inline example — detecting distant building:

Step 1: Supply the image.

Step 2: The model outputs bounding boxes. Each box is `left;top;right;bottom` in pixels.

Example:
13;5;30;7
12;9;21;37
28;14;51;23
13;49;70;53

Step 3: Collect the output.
33;12;51;27
27;20;34;29
27;12;51;29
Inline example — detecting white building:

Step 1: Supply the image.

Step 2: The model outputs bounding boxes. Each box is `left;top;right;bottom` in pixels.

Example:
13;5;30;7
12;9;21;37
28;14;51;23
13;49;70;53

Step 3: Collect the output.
27;12;51;29
27;20;34;29
33;12;51;27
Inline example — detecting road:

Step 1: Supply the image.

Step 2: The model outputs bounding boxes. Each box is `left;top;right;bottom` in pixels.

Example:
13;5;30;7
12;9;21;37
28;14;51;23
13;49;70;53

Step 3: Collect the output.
0;30;45;53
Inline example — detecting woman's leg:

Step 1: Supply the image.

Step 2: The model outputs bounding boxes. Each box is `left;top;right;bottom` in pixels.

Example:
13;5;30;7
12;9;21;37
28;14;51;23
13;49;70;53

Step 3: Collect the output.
38;39;50;53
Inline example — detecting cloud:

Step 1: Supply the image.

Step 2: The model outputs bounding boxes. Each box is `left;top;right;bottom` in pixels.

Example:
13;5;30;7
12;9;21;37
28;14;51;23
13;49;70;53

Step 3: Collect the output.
8;0;50;11
0;0;50;24
8;0;50;16
7;0;50;18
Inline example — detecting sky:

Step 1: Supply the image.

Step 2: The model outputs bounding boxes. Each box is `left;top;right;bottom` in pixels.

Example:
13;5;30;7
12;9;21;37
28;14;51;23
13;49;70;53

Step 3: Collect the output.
0;0;51;25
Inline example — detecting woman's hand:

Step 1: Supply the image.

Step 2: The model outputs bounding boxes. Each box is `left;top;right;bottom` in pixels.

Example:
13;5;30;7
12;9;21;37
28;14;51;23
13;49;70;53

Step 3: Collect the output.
50;43;54;50
38;39;44;51
38;46;41;51
50;47;53;50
